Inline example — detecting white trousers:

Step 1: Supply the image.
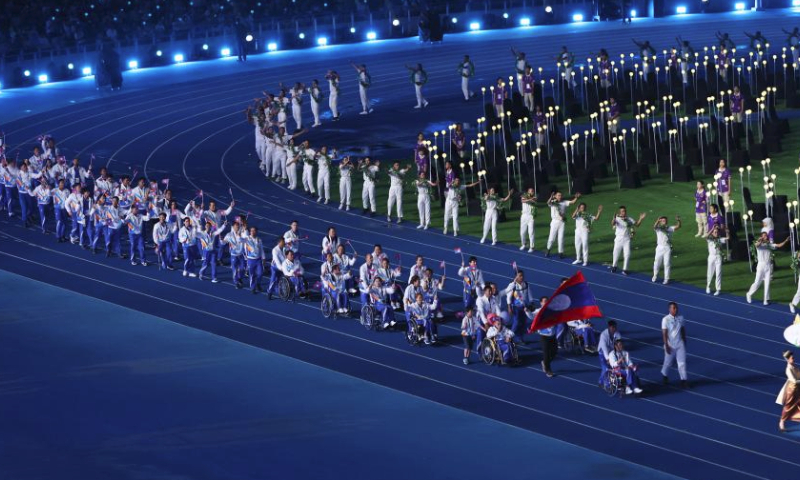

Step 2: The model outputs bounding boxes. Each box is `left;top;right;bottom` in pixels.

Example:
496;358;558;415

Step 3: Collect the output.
302;165;316;193
388;186;403;218
271;151;286;179
574;229;589;263
461;77;472;100
681;62;689;84
292;104;302;130
516;74;524;95
339;177;351;206
523;93;534;112
414;84;426;107
547;220;565;253
329;92;339;118
255;140;264;164
277;110;287;127
362;181;376;212
661;342;687;380
444;198;459;233
311;99;321;126
707;253;722;292
359;85;370;112
482;210;498;242
287;162;298;189
520;214;534;248
280;156;288;180
564;67;575;86
612;237;631;270
747;263;772;302
417;194;431;227
316;169;330;200
654;246;672;280
792;280;800;308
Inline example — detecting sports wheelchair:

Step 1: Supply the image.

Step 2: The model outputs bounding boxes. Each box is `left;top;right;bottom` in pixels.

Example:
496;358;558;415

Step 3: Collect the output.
561;325;586;355
601;364;627;397
278;275;309;302
479;337;519;365
321;290;351;319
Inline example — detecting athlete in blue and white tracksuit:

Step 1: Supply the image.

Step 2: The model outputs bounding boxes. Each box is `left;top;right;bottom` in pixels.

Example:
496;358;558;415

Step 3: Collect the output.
197;221;226;282
178;217;199;277
52;179;69;242
32;180;52;233
125;206;150;265
153;213;174;270
267;236;287;298
224;222;246;288
243;226;266;293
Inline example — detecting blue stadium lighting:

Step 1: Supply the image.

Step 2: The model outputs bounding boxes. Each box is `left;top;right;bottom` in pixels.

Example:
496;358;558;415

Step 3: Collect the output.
630;9;637;17
519;17;531;26
545;5;553;13
221;48;231;57
82;67;92;76
734;2;745;10
38;74;48;84
128;60;139;69
245;34;254;42
202;44;209;50
156;50;163;57
366;31;377;41
316;36;328;46
572;13;584;22
350;27;356;33
392;19;400;27
469;22;481;31
267;42;278;51
794;0;800;6
174;53;185;63
451;17;458;23
502;12;509;19
67;63;74;70
298;32;306;39
24;70;31;77
676;5;687;13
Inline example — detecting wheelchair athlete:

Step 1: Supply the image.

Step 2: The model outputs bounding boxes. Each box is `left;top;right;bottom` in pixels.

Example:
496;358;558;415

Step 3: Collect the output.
376;256;403;310
408;292;439;345
608;339;643;395
370;277;398;330
567;319;598;353
281;250;307;297
486;313;516;364
322;264;351;314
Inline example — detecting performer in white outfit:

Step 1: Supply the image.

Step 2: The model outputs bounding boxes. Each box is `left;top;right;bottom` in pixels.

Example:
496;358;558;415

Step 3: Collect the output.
519;188;537;252
351;62;374;115
572;202;603;266
661;302;689;388
309;79;324;127
338;156;353;210
457;55;475;101
288;82;306;131
405;63;429;109
444;178;477;236
653;215;681;285
315;145;333;204
510;47;528;95
359;158;379;215
705;225;724;295
325;70;341;120
480;187;513;245
387;162;411;223
546;190;581;258
414;173;436;230
746;232;789;305
611;206;646;275
300;141;317;196
284;139;300;190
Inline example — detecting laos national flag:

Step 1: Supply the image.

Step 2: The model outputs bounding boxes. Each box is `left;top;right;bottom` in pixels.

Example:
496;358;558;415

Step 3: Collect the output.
527;271;602;333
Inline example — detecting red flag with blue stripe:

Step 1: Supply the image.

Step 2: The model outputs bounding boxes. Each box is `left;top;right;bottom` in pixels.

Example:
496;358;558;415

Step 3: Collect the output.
527;271;602;333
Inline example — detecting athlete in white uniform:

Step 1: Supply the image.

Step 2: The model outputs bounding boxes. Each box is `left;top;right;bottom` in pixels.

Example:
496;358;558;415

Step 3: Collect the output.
309;79;324;127
611;206;647;275
315;146;333;204
405;63;429;109
546;191;580;258
300;141;317;196
746;232;789;305
519;188;537;252
458;55;475;101
288;83;306;131
653;216;681;284
338;156;353;211
325;70;341;120
480;187;513;245
387;162;411;223
351;62;374;114
359;158;379;215
572;202;603;266
414;173;437;230
706;225;724;295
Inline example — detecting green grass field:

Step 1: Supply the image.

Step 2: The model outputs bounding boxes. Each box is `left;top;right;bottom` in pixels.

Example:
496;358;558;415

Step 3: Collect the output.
316;118;800;304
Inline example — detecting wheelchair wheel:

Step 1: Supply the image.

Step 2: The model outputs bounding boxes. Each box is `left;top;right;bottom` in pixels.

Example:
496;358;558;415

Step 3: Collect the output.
603;370;619;397
405;321;420;345
360;305;376;330
321;294;335;319
508;341;520;365
563;329;576;353
479;338;497;365
278;276;293;301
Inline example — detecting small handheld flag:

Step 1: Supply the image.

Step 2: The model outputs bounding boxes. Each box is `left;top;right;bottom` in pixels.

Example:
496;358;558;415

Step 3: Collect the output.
527;271;602;333
439;260;446;269
512;261;518;272
453;247;462;253
229;187;234;201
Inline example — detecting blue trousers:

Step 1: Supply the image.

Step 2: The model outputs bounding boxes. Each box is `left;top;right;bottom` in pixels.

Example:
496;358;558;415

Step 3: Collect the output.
170;232;180;259
411;316;437;338
617;367;640;389
199;250;217;279
156;241;173;269
6;186;16;216
248;259;264;291
0;184;5;211
55;208;66;239
497;337;513;363
231;254;245;284
509;305;526;339
91;222;103;250
374;301;394;324
578;327;597;348
463;290;476;310
598;352;609;385
129;232;146;263
104;226;121;255
289;275;306;294
37;204;49;232
267;264;282;293
182;244;198;273
19;191;30;225
70;213;80;240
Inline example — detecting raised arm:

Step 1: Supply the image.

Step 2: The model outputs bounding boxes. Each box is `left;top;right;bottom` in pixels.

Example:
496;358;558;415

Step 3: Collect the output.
594;205;603;220
635;212;647;227
568;192;582;205
672;215;682;230
776;237;791;249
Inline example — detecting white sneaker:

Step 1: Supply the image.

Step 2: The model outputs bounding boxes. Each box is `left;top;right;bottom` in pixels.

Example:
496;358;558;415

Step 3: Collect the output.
633;387;643;394
423;100;429;108
317;197;323;203
360;111;369;115
706;287;711;294
382;322;390;329
528;248;534;253
423;225;428;230
572;259;581;265
582;262;588;266
652;276;657;283
491;241;496;246
763;300;769;306
436;311;443;319
746;293;752;304
663;279;669;285
791;305;796;313
324;199;329;205
453;231;458;237
414;105;422;109
396;218;402;224
346;206;350;211
520;245;526;251
188;273;197;278
625;386;633;395
183;271;188;277
211;278;219;283
339;204;344;210
714;290;720;296
443;229;448;235
417;224;424;229
480;238;486;244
